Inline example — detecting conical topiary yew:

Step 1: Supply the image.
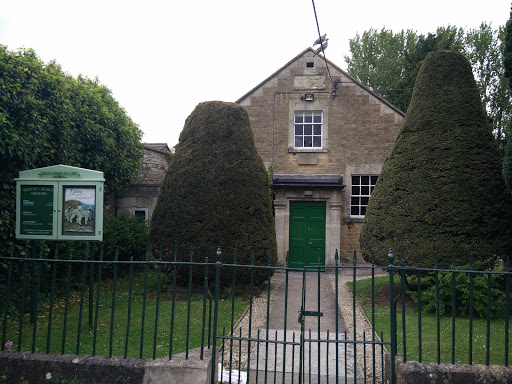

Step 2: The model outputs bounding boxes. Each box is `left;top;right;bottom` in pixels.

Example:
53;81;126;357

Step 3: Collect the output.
360;50;512;267
149;101;277;285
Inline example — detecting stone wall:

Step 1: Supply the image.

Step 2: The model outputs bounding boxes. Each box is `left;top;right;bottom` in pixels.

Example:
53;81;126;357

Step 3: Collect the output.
339;221;364;263
240;55;402;178
239;49;404;263
116;143;170;222
0;348;213;384
385;354;512;384
135;144;170;186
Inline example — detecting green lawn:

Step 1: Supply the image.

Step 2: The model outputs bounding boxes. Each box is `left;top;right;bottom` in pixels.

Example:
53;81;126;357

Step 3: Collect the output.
2;271;249;359
349;276;512;365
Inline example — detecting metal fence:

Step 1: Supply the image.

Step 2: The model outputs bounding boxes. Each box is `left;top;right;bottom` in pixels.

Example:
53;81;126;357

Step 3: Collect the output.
0;243;510;384
387;250;512;368
0;243;217;361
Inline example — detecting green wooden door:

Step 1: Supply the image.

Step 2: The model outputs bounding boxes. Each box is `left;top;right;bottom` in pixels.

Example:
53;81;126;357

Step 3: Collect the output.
289;201;326;269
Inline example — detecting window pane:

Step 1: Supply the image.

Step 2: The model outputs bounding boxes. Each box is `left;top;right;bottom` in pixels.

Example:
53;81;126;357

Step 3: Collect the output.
294;111;322;149
134;210;146;218
351;175;378;217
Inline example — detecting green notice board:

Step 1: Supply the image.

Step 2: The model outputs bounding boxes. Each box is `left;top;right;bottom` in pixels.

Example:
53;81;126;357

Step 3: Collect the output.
19;185;55;236
16;165;104;241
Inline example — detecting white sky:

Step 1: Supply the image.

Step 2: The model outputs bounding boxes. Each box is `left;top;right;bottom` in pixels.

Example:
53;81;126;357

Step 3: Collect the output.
1;0;510;147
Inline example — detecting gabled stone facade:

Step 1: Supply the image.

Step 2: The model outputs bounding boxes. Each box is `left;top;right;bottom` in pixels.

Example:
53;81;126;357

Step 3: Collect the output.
237;48;404;265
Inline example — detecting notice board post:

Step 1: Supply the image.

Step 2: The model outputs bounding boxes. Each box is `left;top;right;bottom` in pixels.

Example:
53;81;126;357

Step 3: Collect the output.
15;165;104;241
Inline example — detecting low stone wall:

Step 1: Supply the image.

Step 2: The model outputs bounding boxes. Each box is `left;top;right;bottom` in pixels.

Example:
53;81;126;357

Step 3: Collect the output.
385;354;512;384
0;347;214;384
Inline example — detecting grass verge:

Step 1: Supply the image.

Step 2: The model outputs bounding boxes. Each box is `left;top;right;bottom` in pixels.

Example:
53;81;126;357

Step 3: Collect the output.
348;276;512;365
2;271;249;359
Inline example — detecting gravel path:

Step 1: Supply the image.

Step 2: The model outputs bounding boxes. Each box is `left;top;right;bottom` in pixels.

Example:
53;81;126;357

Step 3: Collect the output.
220;268;387;383
220;277;282;372
336;273;386;384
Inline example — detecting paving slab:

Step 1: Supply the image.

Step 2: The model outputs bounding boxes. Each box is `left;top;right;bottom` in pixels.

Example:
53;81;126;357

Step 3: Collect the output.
249;329;361;383
247;271;364;383
267;271;346;332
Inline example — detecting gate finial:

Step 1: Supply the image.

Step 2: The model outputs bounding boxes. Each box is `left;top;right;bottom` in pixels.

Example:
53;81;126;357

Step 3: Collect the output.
387;248;395;265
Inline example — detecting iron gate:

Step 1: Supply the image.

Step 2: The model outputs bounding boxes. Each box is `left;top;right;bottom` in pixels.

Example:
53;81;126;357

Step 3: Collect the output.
213;251;391;384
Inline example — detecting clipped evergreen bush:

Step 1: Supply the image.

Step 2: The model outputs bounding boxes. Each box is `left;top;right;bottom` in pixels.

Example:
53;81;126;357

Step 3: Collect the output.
413;263;509;317
149;101;277;286
360;51;512;267
101;215;149;260
504;134;512;194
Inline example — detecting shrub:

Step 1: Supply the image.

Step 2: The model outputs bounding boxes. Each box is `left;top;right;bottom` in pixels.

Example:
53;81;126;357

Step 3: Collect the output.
0;46;143;258
0;215;149;316
101;215;149;261
413;264;508;317
360;50;512;267
149;101;277;287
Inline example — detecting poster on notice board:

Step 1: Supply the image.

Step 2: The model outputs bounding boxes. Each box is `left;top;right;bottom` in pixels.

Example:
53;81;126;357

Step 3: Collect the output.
63;187;96;234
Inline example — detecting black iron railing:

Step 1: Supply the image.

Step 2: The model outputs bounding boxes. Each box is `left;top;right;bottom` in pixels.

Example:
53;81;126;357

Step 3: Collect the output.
1;242;510;384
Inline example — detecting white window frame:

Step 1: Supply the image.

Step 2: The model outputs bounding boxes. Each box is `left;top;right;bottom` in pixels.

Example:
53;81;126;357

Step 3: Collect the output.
350;175;378;218
288;98;329;153
131;207;149;225
294;111;323;149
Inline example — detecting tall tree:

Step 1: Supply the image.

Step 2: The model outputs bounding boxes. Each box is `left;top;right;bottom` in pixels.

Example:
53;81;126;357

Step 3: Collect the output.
346;28;413;112
0;46;144;247
504;4;512;192
346;25;510;141
466;23;511;141
505;4;512;88
360;51;512;267
345;26;464;113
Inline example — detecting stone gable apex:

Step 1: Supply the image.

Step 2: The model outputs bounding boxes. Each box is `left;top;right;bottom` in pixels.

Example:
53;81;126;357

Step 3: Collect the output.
236;47;404;117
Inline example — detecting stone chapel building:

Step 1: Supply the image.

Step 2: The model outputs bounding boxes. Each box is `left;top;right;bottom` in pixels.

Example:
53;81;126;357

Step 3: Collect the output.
237;48;404;267
116;143;170;222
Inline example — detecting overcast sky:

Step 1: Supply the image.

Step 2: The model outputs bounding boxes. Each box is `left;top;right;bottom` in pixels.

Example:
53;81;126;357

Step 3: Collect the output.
1;1;510;147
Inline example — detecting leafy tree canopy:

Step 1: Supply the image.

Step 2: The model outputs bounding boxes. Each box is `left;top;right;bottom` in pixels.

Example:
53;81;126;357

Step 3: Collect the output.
504;4;512;193
345;24;511;144
360;51;512;267
149;101;277;286
505;4;512;89
0;46;144;247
